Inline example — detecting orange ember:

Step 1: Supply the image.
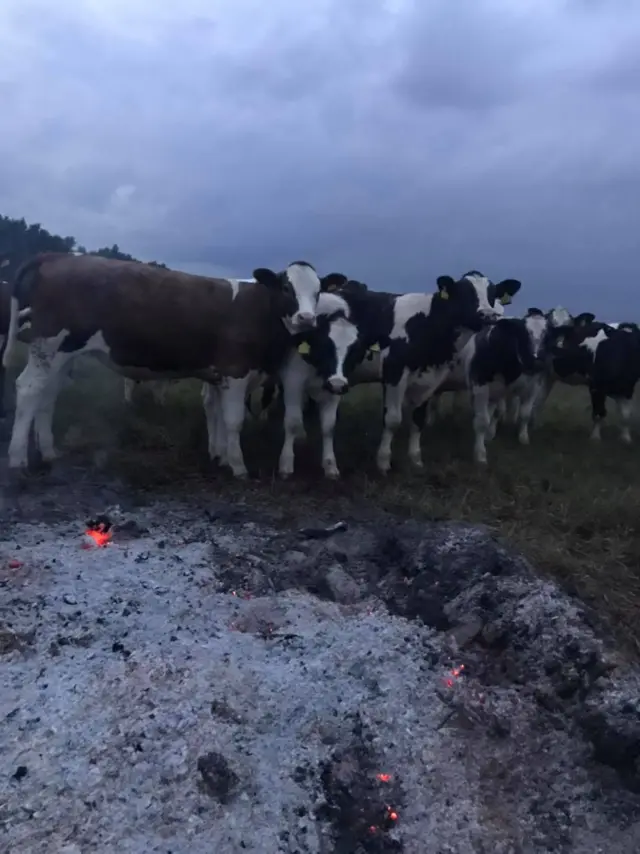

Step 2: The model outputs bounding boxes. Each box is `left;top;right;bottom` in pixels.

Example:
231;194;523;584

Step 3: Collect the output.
444;663;465;688
376;773;392;783
85;528;112;547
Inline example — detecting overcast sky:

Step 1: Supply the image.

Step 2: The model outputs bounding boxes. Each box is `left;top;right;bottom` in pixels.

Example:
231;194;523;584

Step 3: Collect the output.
1;0;639;316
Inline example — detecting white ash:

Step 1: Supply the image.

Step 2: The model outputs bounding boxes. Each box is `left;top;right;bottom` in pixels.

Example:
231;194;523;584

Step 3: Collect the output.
0;503;639;854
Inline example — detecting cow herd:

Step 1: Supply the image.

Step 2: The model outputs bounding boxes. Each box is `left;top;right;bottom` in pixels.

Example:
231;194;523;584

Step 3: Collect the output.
1;252;639;479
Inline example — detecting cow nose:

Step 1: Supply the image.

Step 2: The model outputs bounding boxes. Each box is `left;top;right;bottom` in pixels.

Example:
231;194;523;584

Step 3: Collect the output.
293;312;316;329
327;376;348;395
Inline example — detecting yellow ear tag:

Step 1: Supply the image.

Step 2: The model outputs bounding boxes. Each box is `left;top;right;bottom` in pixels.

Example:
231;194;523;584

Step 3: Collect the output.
500;294;512;306
369;343;380;353
439;289;449;300
326;283;337;292
297;341;310;355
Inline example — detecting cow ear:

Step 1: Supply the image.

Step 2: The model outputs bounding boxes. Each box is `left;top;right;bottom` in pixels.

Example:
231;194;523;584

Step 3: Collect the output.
495;279;521;304
526;307;544;316
436;275;455;300
253;268;281;289
574;312;595;327
321;273;347;293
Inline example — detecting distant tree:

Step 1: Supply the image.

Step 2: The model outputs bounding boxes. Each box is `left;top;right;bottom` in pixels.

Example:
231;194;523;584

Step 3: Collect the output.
0;214;75;279
0;214;167;278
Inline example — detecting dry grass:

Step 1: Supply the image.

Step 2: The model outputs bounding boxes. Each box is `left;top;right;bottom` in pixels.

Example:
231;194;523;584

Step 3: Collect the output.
7;355;640;653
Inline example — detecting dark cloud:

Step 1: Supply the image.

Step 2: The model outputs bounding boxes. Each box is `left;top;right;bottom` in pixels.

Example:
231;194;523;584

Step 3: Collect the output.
1;0;640;317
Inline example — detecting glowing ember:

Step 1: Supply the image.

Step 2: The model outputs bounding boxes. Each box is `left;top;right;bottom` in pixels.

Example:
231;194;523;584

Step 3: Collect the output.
387;807;398;821
376;773;392;783
8;559;23;569
444;663;465;688
85;529;112;547
83;515;113;548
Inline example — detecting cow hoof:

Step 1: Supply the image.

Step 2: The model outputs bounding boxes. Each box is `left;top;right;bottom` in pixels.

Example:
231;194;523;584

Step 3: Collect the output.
409;457;423;470
279;470;294;480
324;468;340;480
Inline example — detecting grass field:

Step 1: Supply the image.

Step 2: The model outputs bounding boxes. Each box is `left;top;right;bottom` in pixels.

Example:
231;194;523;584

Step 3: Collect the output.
5;355;640;654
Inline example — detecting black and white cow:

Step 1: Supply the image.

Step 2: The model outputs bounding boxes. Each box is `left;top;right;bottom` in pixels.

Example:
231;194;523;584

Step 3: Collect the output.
202;288;376;478
322;270;523;472
542;313;640;444
447;307;574;463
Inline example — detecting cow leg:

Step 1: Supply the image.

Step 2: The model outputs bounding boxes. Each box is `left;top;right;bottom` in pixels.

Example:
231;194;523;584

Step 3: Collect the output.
318;392;341;479
201;383;220;463
425;398;437;427
123;378;135;404
486;402;500;441
517;391;537;446
408;401;428;468
589;388;606;441
531;375;554;427
614;396;633;444
278;363;308;479
8;339;63;470
0;363;5;418
202;383;228;465
153;381;169;405
377;370;409;474
33;363;72;462
219;375;251;478
471;384;492;464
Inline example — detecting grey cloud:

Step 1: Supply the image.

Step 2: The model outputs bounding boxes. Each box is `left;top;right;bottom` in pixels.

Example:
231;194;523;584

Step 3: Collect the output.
1;0;640;319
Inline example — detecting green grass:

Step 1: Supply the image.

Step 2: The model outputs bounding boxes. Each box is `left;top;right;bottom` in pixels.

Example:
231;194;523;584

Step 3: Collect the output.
7;354;640;654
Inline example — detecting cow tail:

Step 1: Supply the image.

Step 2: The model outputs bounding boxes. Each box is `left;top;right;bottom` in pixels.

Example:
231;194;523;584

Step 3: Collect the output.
2;256;42;368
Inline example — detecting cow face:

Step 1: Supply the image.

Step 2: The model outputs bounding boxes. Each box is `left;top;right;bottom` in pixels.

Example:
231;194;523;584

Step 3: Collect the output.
522;309;549;369
295;300;368;395
435;272;522;331
254;263;346;333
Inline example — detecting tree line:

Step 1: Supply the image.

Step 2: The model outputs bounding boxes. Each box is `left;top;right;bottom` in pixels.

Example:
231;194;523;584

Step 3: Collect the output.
0;214;167;280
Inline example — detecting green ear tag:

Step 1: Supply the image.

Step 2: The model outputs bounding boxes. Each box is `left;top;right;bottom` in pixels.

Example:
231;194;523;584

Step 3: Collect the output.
297;341;310;355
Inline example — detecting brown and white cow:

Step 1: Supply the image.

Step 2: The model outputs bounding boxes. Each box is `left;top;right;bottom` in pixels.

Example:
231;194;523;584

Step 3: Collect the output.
3;253;346;476
0;278;11;417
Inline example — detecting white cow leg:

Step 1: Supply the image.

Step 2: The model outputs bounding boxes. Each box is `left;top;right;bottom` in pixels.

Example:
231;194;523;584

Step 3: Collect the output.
33;363;70;462
220;375;251;478
201;383;223;463
590;389;606;442
278;395;305;480
517;394;536;446
486;402;499;441
472;384;491;464
278;357;309;479
408;398;430;468
123;378;135;404
531;376;553;428
0;360;6;418
377;370;409;474
425;397;438;427
615;397;633;445
8;345;58;469
318;392;341;479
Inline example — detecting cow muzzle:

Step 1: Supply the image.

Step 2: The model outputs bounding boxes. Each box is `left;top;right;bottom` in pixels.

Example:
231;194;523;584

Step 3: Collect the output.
325;376;349;395
524;357;546;375
292;311;316;330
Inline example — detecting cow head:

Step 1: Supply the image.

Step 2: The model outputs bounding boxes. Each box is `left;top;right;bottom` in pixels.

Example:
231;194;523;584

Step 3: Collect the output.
253;263;346;333
293;293;370;395
434;271;522;330
521;309;551;370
